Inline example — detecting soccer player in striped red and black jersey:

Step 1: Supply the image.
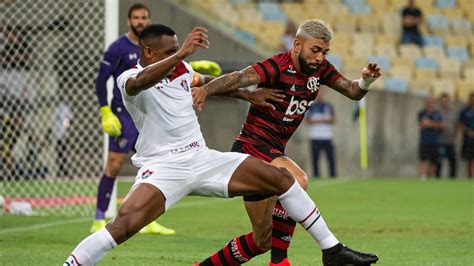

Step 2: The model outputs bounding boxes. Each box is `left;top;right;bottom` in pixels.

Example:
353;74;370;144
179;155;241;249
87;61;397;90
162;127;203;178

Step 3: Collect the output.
193;19;381;266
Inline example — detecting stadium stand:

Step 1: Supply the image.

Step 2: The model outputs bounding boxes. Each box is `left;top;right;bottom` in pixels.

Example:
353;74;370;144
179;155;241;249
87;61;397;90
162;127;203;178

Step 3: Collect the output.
184;0;473;99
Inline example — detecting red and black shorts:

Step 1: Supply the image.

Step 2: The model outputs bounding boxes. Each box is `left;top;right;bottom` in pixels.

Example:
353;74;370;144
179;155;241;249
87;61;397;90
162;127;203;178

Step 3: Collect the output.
231;140;284;201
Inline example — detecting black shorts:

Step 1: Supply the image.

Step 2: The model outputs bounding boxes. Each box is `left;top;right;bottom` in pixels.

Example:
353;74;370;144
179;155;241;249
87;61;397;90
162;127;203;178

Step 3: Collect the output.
231;140;284;201
419;143;439;163
461;139;474;160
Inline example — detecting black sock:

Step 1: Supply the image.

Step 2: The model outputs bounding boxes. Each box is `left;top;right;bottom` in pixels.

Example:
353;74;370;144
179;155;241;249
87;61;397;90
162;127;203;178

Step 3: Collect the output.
271;247;287;263
322;243;343;255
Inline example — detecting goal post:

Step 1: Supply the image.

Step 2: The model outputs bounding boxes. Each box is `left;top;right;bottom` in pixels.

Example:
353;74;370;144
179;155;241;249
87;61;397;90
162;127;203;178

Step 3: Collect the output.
0;0;113;217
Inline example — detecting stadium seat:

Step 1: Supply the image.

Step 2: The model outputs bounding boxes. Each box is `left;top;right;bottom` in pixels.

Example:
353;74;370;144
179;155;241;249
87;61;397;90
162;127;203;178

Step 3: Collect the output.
375;34;399;45
410;78;433;96
445;35;468;48
439;58;462;79
436;0;457;8
456;80;474;100
463;67;474;80
375;44;398;58
400;45;422;59
415;68;437;79
423;46;446;61
416;56;439;71
367;55;391;71
358;16;381;33
451;19;472;35
427;14;450;34
384;77;409;93
391;65;414;80
392;57;415;69
423;35;444;48
258;2;287;22
382;13;401;33
447;47;470;61
432;79;456;98
326;54;343;70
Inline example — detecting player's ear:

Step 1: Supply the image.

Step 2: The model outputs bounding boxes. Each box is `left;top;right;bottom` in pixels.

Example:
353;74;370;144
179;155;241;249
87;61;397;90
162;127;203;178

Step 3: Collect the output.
294;38;301;53
143;46;153;58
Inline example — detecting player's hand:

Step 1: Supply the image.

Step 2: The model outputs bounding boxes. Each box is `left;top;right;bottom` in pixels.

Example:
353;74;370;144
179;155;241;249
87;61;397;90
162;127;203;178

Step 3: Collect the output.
362;63;382;81
191;86;208;111
247;88;285;110
100;106;122;137
189;60;222;77
177;27;209;59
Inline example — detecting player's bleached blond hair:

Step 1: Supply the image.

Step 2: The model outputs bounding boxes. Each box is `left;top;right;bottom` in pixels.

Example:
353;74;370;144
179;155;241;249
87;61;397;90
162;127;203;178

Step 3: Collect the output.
296;19;333;41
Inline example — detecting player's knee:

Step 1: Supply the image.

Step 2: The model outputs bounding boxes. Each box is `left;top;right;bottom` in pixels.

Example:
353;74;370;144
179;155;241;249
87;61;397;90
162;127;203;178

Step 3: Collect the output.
295;171;308;190
273;167;296;194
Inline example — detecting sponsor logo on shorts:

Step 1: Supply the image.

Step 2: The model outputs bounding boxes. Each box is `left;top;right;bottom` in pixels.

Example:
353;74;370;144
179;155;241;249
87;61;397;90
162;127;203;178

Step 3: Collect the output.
171;141;201;154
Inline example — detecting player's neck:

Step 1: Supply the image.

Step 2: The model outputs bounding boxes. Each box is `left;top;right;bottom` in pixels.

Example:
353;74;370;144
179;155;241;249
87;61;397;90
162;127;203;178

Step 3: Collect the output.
127;32;139;44
290;50;303;74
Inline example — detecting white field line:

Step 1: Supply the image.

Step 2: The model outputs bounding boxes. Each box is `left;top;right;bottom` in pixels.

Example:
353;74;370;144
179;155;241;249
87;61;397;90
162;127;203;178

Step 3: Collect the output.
0;179;353;235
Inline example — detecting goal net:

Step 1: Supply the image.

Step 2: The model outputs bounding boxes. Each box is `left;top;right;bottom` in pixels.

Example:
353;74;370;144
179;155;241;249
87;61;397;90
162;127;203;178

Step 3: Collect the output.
0;0;108;216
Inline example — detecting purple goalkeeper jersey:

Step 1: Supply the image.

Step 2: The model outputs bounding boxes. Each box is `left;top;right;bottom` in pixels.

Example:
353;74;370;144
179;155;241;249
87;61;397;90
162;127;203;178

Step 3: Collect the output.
96;34;140;109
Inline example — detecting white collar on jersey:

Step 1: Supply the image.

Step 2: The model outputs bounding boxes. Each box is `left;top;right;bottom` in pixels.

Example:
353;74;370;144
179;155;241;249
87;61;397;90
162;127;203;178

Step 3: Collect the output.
136;60;143;69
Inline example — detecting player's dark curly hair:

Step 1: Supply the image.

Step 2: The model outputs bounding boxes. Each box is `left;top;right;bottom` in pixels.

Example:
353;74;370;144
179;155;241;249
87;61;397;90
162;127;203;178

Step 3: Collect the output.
128;3;150;19
138;24;176;41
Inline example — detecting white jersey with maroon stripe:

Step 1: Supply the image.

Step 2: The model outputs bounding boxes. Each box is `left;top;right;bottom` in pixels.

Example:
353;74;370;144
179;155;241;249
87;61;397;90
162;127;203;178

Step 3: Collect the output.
117;61;205;167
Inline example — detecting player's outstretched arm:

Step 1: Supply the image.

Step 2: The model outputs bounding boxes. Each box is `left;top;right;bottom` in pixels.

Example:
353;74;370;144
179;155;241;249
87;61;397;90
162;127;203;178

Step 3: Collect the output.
332;63;381;100
125;27;209;96
192;66;261;111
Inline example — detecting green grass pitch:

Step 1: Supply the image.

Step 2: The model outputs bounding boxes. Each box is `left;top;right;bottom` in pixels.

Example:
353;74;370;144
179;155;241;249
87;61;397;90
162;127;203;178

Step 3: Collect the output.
0;178;472;265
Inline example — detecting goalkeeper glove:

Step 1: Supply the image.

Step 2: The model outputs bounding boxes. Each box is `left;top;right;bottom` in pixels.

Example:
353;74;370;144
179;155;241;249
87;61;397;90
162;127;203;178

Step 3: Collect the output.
100;106;122;137
189;60;222;77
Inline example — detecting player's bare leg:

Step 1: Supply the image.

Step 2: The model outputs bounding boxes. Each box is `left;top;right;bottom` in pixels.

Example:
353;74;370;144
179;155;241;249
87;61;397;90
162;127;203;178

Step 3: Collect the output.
196;157;378;265
66;183;166;265
91;151;175;235
243;157;309;265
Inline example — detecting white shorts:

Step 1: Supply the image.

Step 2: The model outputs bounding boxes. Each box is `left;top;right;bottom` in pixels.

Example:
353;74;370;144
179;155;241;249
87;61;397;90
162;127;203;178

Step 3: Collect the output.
132;145;249;210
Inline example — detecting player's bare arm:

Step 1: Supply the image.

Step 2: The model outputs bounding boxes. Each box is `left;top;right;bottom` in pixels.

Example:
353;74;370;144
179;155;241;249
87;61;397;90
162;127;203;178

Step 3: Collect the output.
215;87;285;110
125;27;209;96
332;63;381;100
192;66;261;110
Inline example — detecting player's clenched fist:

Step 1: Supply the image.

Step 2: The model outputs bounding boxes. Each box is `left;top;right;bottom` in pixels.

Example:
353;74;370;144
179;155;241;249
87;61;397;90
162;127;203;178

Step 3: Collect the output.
191;86;208;111
177;27;209;59
100;106;122;137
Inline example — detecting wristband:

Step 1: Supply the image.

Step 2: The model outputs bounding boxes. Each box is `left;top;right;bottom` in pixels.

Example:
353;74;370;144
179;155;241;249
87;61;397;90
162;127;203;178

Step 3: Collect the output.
358;76;376;90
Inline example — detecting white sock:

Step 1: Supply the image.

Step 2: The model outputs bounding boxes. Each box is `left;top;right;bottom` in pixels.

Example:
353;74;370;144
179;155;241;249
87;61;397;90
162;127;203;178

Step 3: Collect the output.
278;182;339;249
64;227;117;266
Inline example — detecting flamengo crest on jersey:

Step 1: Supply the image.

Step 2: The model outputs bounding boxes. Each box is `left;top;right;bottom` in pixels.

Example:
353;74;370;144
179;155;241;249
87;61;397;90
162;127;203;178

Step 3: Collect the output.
237;51;342;151
116;61;205;167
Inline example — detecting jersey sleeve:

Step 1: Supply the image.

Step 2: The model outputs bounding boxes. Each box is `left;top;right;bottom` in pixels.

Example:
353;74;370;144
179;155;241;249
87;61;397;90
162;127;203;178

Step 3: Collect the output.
117;68;141;103
96;41;122;107
320;60;342;87
251;56;280;87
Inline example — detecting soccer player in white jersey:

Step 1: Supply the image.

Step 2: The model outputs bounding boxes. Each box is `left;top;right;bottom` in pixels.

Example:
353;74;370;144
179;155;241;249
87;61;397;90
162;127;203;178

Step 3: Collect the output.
64;24;378;265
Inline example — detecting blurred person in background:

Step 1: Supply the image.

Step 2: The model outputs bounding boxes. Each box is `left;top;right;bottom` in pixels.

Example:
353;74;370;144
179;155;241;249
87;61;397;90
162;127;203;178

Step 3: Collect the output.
435;93;457;178
279;20;297;52
401;0;424;47
306;90;337;178
92;3;175;235
459;92;474;178
418;96;443;179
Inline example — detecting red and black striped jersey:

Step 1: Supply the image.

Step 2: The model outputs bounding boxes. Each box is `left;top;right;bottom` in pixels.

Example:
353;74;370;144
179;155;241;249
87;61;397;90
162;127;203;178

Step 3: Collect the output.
236;51;342;151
